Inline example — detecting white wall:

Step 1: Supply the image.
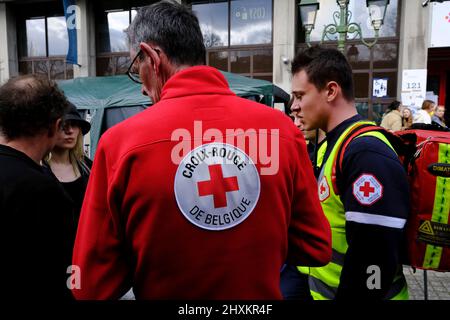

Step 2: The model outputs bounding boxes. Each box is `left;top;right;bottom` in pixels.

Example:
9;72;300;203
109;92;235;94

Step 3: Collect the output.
0;3;9;84
272;0;296;95
73;0;96;77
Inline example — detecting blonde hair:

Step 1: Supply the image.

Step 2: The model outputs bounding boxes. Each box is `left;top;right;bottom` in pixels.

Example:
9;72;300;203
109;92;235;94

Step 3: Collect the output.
46;130;87;177
402;107;413;130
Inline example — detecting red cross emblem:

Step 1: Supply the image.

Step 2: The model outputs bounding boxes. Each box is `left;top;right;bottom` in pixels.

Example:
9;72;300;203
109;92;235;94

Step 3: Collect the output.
352;174;383;206
359;181;375;197
197;164;240;208
318;176;330;202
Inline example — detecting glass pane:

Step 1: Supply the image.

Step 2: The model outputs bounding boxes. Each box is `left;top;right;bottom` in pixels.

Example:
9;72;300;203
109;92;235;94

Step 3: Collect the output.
230;51;250;73
306;0;398;42
372;103;386;124
26;18;46;57
96;57;114;76
47;16;68;56
356;102;369;120
373;43;398;68
49;60;66;79
107;11;130;52
209;51;228;71
66;63;74;79
373;72;397;98
34;60;49;76
346;44;370;69
253;49;272;73
19;61;33;75
116;55;131;75
192;2;229;48
230;0;272;45
353;73;369;98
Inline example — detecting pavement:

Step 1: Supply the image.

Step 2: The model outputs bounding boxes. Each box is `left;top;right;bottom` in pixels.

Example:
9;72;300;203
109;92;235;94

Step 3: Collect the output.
403;266;450;300
120;267;449;300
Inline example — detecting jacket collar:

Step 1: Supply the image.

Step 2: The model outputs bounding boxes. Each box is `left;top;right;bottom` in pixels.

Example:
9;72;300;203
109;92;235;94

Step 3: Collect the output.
160;66;235;101
0;144;43;171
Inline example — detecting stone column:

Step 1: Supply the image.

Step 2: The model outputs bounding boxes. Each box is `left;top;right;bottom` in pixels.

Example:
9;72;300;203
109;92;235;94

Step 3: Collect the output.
272;0;296;95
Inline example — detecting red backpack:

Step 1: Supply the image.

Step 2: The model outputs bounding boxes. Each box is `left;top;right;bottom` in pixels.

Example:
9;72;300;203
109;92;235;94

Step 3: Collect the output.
396;129;450;271
335;124;450;271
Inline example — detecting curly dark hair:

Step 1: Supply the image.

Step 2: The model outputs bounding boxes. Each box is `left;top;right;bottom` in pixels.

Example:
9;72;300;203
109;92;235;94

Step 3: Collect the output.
291;45;354;102
0;75;70;140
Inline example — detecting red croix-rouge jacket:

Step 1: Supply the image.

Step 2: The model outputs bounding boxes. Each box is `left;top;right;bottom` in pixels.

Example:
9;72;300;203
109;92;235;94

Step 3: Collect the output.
72;66;331;300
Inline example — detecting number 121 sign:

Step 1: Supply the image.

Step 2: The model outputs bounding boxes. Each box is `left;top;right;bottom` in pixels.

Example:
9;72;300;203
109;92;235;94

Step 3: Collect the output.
401;69;427;110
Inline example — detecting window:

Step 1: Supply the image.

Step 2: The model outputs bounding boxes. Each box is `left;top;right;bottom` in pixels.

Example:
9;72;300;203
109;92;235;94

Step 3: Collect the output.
298;0;399;43
193;2;229;48
230;0;272;45
17;0;73;81
95;0;146;76
190;0;273;80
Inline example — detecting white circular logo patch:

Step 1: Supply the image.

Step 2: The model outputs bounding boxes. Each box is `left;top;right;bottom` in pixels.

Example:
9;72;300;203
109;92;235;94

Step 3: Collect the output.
352;174;383;206
174;143;260;231
318;176;330;202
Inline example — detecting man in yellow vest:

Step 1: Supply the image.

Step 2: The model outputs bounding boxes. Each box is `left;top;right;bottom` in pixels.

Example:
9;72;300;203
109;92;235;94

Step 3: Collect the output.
289;46;409;300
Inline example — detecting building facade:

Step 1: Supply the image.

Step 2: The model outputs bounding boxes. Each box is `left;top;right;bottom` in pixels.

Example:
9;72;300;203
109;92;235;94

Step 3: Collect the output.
0;0;449;122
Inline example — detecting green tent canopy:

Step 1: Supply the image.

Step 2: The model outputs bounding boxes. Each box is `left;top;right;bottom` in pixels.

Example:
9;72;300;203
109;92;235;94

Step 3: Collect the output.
58;72;289;157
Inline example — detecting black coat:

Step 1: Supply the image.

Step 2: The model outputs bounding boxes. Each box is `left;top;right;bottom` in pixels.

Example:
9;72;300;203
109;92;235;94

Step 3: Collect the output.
0;145;74;300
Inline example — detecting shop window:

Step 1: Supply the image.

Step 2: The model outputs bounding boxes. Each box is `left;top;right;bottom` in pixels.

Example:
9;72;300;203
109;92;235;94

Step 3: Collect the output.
373;43;398;69
192;1;229;48
209;51;229;71
189;0;273;79
230;0;272;45
17;1;73;80
25;18;46;57
300;0;399;43
354;73;370;98
231;51;251;73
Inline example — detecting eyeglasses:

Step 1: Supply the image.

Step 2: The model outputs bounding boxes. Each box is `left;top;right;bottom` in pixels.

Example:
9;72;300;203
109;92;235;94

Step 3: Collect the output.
127;49;144;84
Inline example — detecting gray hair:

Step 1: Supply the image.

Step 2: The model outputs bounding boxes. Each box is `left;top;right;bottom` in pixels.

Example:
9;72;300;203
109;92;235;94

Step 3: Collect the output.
126;0;205;66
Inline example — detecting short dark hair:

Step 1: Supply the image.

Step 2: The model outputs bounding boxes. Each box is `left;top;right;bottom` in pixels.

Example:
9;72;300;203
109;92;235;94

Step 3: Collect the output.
126;0;206;66
291;46;355;102
0;75;69;140
387;100;401;112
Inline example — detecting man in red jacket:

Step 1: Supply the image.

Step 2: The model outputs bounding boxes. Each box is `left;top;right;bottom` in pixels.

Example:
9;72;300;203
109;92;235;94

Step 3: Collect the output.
72;1;331;300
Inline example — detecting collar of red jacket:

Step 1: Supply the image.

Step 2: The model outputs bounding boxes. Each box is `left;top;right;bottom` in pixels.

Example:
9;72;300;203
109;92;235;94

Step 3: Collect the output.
160;65;235;101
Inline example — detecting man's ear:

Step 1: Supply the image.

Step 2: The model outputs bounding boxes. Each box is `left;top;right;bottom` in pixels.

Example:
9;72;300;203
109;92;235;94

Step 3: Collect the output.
48;118;62;137
325;81;339;103
140;42;161;74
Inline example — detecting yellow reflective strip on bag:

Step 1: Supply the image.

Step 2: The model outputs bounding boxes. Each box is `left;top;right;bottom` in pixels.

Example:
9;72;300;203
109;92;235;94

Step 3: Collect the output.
423;142;450;269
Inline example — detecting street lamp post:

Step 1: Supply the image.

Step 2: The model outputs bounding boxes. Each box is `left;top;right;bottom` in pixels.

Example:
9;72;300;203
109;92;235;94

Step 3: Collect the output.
299;0;390;53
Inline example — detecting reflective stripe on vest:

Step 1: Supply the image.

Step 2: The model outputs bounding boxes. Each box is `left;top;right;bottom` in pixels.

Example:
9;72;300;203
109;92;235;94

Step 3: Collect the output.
309;121;408;300
423;142;450;269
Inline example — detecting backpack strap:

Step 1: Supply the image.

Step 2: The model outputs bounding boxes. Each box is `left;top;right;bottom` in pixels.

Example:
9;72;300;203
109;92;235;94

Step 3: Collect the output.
331;123;387;196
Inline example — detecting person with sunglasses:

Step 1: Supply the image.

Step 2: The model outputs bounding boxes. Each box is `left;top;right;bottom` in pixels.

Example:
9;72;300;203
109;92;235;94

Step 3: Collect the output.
44;103;92;233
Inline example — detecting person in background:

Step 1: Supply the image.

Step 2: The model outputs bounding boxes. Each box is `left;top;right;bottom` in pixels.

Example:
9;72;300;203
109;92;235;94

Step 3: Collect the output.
0;75;73;300
413;100;435;124
401;107;413;130
45;102;92;234
380;100;402;132
431;105;446;127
